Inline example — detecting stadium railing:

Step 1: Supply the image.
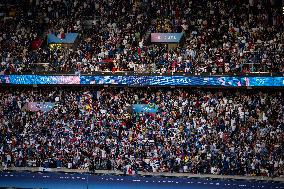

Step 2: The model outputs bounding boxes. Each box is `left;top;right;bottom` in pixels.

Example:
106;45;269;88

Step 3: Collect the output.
1;166;283;182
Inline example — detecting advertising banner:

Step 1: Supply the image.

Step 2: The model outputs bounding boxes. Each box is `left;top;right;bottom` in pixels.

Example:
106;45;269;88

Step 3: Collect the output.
8;75;80;84
151;33;183;43
80;76;247;86
24;102;55;112
0;75;284;87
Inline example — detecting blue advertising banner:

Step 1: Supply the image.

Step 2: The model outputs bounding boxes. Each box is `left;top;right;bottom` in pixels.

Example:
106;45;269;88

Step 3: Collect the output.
151;33;183;43
132;104;158;113
0;75;284;87
80;76;247;86
248;77;284;86
0;172;283;189
7;75;80;84
81;76;284;87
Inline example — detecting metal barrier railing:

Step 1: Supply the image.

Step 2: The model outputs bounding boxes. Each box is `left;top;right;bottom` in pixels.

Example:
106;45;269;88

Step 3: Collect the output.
1;166;283;182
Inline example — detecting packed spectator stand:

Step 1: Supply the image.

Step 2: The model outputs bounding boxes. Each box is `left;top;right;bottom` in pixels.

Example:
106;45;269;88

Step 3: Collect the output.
0;0;284;180
0;87;283;177
0;0;283;74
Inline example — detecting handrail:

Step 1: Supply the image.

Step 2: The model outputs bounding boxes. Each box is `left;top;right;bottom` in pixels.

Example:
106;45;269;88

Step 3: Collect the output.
1;166;283;182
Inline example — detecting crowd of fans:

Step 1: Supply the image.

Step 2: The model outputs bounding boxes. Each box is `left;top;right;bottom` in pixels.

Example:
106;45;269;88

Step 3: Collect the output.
0;0;283;180
0;0;283;74
0;87;283;177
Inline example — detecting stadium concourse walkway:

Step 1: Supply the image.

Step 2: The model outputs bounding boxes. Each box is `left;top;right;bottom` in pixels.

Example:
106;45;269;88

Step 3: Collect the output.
1;166;283;182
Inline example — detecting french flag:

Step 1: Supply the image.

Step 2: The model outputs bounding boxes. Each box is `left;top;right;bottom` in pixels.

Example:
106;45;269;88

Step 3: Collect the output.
57;32;65;39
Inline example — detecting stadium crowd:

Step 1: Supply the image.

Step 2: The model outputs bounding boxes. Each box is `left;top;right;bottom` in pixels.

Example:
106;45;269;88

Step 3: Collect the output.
0;87;283;177
0;0;283;74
